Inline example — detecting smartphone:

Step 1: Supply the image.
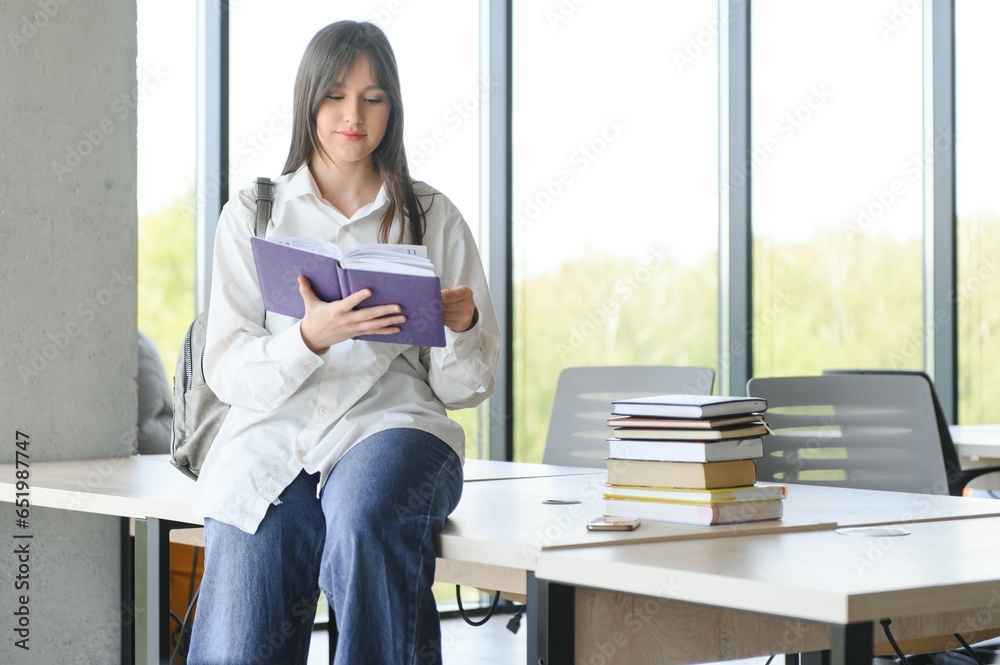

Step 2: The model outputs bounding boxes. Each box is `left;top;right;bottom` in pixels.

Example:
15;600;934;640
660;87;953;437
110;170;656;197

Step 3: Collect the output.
587;516;641;531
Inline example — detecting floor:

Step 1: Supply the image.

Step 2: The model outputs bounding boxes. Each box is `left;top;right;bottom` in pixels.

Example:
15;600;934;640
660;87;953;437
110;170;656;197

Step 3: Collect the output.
305;616;778;664
306;613;527;664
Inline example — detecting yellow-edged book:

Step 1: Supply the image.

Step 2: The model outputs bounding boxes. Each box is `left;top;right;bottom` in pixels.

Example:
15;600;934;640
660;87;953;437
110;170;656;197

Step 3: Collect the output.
605;458;756;489
603;483;786;503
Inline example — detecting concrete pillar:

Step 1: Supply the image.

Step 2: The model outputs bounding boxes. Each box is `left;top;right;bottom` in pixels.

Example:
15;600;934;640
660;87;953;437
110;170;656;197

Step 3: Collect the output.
1;0;138;661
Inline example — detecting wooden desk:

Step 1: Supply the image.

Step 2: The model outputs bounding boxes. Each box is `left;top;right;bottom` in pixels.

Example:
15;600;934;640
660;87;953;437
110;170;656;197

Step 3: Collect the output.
532;517;1000;665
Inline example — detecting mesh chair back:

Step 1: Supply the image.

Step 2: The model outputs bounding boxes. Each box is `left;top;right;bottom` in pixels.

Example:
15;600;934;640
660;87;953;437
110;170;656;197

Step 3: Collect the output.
823;369;967;495
747;374;950;494
543;366;715;468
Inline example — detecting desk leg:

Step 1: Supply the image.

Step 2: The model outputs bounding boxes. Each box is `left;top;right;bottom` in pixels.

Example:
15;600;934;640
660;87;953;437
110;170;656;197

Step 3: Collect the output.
527;572;575;665
830;622;873;665
796;651;830;665
121;517;134;665
134;517;172;665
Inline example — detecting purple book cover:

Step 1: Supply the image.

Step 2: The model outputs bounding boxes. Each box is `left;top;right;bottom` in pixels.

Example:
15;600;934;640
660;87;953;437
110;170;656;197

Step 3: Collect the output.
250;237;446;347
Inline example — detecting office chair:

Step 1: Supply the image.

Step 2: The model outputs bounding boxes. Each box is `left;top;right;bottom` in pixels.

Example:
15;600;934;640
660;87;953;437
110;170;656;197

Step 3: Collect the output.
822;368;1000;496
542;365;715;468
747;373;961;494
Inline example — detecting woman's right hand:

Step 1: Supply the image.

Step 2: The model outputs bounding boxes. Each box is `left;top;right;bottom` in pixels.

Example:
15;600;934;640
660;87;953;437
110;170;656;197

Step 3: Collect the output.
297;275;406;355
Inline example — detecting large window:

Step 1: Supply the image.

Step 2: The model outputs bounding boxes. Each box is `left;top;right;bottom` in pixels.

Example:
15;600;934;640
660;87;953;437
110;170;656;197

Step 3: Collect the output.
189;1;992;463
957;0;1000;423
512;1;720;462
751;0;924;377
137;1;198;373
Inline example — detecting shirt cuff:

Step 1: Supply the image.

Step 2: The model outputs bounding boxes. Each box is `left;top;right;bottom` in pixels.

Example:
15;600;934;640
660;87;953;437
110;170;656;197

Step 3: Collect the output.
271;320;324;373
444;314;484;353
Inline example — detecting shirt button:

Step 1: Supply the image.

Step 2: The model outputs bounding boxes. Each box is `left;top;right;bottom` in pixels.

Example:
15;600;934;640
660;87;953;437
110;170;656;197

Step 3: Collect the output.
327;367;337;373
455;340;464;347
316;407;327;416
265;485;276;494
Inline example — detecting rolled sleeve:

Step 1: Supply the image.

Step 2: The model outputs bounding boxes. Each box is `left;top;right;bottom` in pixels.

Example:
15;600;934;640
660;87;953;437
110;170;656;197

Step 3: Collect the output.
204;199;324;411
423;198;502;409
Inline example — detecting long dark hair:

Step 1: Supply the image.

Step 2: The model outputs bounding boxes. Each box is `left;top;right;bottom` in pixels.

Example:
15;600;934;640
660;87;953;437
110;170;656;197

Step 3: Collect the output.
282;21;425;245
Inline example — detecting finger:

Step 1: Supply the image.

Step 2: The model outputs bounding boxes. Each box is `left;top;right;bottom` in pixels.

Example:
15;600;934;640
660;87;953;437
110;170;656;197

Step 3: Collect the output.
441;286;472;304
360;314;406;333
358;304;404;320
298;276;319;304
341;288;374;308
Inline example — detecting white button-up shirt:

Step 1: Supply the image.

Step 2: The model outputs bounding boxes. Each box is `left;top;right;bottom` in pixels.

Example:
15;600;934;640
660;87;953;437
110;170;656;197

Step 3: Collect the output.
191;165;501;534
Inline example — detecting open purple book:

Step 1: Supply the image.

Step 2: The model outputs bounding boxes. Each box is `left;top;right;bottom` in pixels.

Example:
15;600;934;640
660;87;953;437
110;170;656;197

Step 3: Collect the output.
250;236;446;347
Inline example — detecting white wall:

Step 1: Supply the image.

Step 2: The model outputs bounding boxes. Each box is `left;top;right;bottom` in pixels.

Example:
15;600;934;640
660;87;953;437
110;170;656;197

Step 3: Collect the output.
1;0;138;661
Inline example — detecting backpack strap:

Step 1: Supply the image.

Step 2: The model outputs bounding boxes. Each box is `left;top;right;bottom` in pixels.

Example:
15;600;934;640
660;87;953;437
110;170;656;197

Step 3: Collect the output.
253;177;273;238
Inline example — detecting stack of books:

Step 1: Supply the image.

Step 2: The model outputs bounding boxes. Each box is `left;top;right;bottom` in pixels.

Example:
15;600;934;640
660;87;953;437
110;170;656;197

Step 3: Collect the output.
602;394;785;526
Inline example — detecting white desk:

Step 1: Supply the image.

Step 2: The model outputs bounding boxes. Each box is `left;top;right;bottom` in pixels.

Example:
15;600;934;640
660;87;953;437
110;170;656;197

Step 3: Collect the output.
5;456;1000;665
533;517;1000;665
951;424;1000;460
0;454;596;665
433;475;1000;601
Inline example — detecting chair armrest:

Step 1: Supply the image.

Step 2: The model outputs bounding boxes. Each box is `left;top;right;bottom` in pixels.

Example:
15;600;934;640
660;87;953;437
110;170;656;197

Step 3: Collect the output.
954;465;1000;492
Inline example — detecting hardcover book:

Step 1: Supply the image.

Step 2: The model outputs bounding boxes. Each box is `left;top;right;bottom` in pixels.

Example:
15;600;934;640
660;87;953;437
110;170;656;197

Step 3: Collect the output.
250;236;446;347
605;458;757;489
611;394;767;419
603;483;786;503
606;437;764;463
607;423;769;442
604;497;783;526
607;414;762;430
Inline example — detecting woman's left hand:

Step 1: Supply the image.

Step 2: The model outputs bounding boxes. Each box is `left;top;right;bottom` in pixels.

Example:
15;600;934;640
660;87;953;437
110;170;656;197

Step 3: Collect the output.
441;286;478;333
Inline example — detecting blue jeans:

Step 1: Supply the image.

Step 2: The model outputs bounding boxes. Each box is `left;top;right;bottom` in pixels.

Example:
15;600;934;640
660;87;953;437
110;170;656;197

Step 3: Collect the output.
188;428;464;665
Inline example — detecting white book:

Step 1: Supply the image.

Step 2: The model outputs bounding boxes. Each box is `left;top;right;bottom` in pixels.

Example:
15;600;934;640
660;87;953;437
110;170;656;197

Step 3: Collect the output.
607;437;763;463
611;394;767;419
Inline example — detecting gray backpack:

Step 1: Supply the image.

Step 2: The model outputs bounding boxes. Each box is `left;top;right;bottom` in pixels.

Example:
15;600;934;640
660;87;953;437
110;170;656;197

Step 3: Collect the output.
170;178;273;479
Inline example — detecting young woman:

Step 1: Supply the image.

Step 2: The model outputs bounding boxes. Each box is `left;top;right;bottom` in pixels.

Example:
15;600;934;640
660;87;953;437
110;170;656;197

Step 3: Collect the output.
188;20;501;664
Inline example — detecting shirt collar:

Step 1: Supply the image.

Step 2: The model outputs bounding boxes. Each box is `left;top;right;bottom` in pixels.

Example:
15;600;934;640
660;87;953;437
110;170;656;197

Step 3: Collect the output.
283;163;390;222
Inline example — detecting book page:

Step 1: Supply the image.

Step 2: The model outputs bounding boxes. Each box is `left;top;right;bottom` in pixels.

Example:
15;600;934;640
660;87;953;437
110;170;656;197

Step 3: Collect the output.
345;243;428;259
342;244;435;275
266;236;343;259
